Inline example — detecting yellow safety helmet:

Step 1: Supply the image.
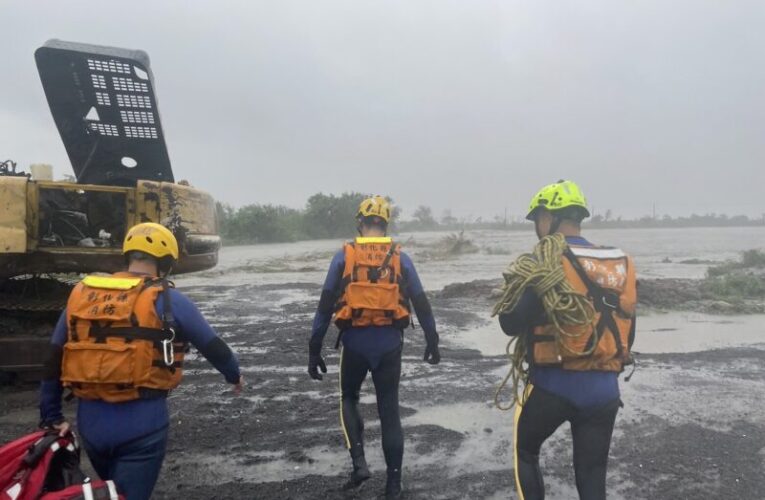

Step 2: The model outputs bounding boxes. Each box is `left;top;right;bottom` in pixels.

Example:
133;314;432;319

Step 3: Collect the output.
357;195;391;223
123;222;179;260
526;180;590;221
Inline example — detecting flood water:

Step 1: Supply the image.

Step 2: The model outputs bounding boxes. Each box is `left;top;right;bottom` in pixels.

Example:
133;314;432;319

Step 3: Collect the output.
178;226;765;356
183;226;765;285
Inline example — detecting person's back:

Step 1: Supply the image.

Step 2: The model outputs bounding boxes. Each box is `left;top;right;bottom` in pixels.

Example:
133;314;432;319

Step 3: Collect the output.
494;181;637;500
39;223;243;500
307;196;440;499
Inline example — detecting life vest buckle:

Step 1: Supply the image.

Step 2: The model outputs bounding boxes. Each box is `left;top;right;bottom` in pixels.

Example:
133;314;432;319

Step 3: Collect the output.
161;328;176;367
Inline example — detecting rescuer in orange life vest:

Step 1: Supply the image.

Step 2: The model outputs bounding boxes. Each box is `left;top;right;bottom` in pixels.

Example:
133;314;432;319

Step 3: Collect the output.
307;196;440;499
39;222;243;500
497;181;637;500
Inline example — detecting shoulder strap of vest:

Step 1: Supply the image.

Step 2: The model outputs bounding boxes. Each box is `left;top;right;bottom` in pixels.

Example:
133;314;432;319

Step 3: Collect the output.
379;242;398;272
138;277;175;331
160;279;175;331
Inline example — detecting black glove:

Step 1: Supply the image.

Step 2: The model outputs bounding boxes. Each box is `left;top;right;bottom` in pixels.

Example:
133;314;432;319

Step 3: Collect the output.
423;331;441;365
308;353;327;380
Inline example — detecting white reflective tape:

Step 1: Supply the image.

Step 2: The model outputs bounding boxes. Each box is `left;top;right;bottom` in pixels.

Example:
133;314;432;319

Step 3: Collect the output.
82;482;95;500
50;442;61;452
6;483;21;500
570;246;625;259
106;480;119;500
66;443;75;452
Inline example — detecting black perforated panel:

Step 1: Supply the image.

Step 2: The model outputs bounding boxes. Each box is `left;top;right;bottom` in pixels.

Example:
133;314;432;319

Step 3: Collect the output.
35;39;174;186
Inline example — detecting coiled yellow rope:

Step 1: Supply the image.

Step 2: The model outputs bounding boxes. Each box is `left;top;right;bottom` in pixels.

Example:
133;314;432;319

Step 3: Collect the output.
491;234;596;410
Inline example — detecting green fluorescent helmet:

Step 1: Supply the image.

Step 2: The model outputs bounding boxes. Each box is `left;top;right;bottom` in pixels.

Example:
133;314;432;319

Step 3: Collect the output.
526;180;591;221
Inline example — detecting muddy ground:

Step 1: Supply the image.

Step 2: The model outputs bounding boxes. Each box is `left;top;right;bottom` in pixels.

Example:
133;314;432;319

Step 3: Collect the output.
2;277;765;500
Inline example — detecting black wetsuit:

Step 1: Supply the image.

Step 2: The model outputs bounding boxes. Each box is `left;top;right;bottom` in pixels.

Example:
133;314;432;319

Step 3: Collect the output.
513;386;620;500
340;346;404;472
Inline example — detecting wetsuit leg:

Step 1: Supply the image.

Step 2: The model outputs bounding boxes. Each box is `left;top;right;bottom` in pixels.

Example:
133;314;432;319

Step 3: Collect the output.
370;347;404;473
514;386;573;500
570;399;620;500
340;347;371;455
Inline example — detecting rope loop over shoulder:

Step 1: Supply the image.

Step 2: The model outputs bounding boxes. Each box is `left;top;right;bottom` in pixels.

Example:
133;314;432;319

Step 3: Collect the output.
491;234;596;410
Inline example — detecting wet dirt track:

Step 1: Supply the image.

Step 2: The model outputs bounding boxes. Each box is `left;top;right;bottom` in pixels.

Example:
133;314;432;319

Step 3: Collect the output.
4;275;764;500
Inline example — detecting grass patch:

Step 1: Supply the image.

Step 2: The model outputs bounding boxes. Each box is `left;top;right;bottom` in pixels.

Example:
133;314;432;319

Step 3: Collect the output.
439;232;479;255
707;249;765;277
702;249;765;298
702;274;765;298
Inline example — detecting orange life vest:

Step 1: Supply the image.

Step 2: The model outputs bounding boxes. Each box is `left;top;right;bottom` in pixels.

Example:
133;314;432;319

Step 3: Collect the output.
61;272;186;403
531;245;637;372
334;237;411;329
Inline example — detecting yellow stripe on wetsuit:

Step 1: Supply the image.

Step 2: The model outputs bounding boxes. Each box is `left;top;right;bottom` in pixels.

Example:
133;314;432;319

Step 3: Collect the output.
339;347;352;449
513;384;534;500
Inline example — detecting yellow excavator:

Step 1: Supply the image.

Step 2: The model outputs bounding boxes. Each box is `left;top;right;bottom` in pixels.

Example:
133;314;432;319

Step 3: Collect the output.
0;40;221;380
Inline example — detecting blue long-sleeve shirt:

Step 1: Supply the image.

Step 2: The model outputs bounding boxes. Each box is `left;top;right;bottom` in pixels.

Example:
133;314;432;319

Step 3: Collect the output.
311;248;436;369
40;284;240;447
498;236;620;409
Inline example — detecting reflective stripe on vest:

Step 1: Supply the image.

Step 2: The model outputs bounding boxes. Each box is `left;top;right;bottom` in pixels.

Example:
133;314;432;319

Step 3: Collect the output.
81;275;143;290
569;246;626;260
355;236;392;244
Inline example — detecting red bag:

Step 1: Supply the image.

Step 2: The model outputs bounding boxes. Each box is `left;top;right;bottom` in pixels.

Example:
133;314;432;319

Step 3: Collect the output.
0;431;123;500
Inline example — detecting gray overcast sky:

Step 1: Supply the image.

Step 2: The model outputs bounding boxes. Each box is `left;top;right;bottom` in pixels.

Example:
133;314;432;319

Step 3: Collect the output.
3;0;764;219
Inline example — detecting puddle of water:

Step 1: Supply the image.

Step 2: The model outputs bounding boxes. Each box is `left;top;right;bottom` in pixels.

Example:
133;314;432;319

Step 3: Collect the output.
447;313;765;356
271;390;325;402
619;362;765;432
447;320;506;357
192;364;307;375
229;345;269;354
242;395;268;404
635;313;765;353
174;446;349;483
405;402;511;474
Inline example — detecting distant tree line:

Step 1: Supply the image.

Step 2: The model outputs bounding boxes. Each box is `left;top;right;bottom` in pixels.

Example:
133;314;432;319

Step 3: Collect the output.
398;206;765;232
216;192;399;244
586;212;765;229
217;197;764;245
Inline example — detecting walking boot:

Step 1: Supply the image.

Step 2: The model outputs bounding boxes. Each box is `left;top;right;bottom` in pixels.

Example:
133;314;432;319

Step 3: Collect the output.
384;468;402;499
343;452;371;490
